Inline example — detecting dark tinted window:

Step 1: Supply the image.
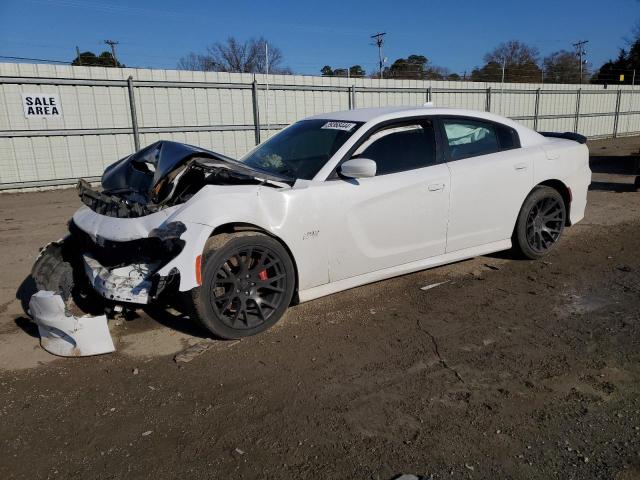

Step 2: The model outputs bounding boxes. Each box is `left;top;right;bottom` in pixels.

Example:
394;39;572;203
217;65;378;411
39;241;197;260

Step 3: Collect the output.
240;119;362;179
352;121;436;176
495;124;519;150
443;119;519;161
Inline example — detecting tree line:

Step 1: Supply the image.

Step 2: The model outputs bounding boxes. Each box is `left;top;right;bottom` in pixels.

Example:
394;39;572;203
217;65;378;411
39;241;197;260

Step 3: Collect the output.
70;26;640;85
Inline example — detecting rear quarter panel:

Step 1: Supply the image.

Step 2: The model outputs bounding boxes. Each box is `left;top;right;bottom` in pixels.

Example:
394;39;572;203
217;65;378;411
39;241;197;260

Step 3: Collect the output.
534;139;591;224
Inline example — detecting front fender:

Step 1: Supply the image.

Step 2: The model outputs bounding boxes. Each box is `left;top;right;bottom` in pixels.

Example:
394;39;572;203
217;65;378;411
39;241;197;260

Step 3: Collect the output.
161;184;290;292
155;221;214;292
164;183;328;292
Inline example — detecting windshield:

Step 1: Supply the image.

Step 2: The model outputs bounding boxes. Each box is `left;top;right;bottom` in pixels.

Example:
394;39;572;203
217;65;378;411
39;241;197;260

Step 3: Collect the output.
239;119;363;180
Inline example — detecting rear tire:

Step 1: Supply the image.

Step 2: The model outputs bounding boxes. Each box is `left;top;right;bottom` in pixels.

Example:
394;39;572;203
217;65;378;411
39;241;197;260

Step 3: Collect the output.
188;233;295;339
513;186;566;260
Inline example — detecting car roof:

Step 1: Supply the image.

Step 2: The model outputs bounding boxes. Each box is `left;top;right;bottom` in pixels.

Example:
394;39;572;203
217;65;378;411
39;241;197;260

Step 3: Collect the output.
306;106;546;146
306;106;421;122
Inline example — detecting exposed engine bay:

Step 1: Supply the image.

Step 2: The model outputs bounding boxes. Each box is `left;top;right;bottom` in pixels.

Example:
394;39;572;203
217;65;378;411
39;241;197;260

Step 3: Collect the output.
77;140;289;218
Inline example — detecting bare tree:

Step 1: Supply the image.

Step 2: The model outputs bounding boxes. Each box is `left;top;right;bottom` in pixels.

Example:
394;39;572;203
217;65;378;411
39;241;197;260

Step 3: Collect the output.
543;50;584;83
472;40;542;83
177;37;290;74
176;52;215;71
484;40;540;66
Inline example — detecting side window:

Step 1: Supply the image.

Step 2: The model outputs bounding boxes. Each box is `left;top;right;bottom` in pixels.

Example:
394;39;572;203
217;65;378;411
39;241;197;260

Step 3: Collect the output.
352;120;436;176
495;124;519;150
443;119;520;161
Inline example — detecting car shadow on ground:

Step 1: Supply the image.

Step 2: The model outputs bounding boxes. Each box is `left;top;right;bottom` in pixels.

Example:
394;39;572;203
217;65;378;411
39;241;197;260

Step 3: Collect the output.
484;249;520;260
14;275;40;337
589;154;640;192
142;304;212;339
14;271;211;341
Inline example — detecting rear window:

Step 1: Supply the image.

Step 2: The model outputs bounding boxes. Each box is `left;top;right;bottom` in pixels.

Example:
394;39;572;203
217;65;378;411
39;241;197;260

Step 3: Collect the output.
443;119;520;161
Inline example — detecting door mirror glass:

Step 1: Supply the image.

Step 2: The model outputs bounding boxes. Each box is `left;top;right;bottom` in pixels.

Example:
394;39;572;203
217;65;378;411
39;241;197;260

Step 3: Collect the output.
340;158;377;178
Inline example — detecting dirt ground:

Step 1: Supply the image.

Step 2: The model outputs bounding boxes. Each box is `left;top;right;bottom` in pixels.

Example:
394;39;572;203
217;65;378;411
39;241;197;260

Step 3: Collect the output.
1;136;640;479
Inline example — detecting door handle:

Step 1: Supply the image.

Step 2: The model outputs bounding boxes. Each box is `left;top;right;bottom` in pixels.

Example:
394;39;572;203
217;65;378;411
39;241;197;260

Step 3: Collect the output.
514;162;528;171
428;183;445;191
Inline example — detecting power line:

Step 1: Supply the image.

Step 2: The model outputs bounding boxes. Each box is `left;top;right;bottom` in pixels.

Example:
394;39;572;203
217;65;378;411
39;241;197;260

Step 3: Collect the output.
0;55;71;64
370;32;386;79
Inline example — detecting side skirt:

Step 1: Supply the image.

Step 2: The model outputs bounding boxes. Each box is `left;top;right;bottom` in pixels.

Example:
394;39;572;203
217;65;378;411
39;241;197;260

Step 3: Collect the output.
297;239;512;303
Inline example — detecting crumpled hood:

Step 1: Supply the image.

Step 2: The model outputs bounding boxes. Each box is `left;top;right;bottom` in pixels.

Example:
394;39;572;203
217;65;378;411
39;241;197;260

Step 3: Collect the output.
101;140;236;201
77;140;291;219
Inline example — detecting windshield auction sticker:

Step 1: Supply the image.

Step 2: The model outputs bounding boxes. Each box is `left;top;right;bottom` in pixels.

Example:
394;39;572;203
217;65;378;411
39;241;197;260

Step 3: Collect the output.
321;121;357;131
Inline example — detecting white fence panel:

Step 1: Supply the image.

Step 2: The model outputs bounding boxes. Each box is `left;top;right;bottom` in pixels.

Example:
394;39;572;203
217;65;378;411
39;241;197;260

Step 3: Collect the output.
1;63;639;189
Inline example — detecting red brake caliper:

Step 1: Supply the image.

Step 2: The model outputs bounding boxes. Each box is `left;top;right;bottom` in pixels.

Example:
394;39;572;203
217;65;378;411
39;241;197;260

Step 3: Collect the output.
258;269;268;281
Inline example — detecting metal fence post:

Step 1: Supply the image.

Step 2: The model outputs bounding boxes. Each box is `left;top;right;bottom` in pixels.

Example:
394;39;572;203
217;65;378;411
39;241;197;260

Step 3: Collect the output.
348;85;356;109
126;76;140;151
485;87;491;112
573;88;582;133
613;89;622;138
427;86;432;103
251;80;261;145
533;88;541;131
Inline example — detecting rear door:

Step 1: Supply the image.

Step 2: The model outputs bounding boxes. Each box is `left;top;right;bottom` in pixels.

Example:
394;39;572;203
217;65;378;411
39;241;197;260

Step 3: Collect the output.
438;116;535;252
322;118;451;281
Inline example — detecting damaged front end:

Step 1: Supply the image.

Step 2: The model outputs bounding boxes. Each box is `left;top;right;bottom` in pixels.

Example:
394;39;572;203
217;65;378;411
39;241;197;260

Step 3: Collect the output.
77;140;287;219
29;216;188;357
74;219;187;303
34;140;288;305
32;219;187;306
29;140;289;355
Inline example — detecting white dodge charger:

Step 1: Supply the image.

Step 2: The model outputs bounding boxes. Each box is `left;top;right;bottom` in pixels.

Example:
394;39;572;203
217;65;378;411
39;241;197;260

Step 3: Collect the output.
32;106;591;339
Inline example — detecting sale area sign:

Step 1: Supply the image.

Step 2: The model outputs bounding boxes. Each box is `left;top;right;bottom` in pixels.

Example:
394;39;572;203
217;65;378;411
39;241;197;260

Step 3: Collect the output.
22;93;62;118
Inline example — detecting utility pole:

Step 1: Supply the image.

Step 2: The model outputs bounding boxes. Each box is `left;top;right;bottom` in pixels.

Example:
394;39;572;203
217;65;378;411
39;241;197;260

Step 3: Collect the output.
265;42;270;138
500;57;506;114
75;46;81;65
573;40;588;84
370;32;386;79
104;39;119;67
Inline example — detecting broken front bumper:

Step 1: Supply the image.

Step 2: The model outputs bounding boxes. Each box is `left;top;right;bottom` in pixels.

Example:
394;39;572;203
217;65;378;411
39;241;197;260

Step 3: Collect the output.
29;290;115;357
82;253;160;304
69;206;212;304
70;219;185;304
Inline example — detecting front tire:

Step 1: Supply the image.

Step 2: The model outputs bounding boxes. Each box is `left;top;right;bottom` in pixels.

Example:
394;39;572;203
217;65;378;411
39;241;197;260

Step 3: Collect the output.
513;186;566;259
188;233;295;339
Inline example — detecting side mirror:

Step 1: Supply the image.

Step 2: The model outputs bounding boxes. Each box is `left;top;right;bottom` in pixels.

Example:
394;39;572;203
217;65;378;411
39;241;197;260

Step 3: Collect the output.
340;158;377;179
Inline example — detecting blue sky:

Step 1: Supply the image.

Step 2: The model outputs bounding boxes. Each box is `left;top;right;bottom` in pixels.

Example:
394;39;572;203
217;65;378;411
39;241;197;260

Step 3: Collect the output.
1;0;639;75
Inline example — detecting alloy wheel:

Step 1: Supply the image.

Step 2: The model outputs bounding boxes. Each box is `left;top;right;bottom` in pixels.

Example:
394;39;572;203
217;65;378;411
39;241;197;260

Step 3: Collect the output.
209;246;287;329
525;196;565;253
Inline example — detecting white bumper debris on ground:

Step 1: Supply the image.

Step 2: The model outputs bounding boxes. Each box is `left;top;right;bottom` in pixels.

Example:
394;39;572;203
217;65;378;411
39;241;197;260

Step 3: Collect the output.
28;290;115;357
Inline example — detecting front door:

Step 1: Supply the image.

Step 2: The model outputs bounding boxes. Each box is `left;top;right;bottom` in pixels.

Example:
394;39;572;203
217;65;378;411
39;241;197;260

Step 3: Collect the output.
322;119;451;282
